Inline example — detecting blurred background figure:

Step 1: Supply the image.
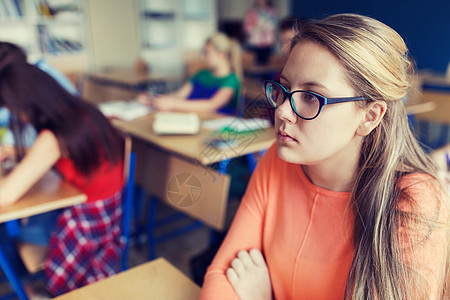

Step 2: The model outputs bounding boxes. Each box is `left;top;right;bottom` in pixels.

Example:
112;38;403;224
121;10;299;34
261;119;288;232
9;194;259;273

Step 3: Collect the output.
138;33;242;115
243;0;278;65
278;17;307;56
271;17;308;82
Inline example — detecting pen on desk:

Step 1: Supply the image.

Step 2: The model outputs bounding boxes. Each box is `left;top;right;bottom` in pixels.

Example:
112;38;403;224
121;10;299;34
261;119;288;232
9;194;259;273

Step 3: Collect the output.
445;151;450;172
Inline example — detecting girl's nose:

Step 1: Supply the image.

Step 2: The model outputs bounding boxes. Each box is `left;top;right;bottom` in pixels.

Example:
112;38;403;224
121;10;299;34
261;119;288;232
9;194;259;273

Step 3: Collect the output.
275;97;297;123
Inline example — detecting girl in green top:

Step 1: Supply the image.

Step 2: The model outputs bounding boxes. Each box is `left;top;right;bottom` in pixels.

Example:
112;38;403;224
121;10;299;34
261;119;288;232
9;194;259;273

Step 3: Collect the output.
139;33;242;115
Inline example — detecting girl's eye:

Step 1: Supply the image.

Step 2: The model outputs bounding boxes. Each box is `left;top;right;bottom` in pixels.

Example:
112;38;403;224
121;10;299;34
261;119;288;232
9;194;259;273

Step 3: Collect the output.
304;93;318;101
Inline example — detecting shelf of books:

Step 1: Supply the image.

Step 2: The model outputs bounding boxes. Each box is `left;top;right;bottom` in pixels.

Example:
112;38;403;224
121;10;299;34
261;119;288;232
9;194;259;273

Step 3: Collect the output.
138;0;217;77
0;0;88;71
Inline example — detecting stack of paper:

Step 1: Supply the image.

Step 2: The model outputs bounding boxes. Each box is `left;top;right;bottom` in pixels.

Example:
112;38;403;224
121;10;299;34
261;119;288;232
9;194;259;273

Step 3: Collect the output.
98;100;151;121
153;112;200;135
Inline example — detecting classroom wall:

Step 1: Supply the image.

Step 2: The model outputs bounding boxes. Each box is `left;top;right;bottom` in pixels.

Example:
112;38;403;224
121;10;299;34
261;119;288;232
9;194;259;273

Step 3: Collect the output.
85;0;140;69
292;0;450;73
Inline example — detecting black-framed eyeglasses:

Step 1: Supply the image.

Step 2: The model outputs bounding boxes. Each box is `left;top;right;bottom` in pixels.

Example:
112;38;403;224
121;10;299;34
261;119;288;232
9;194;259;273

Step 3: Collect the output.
264;80;369;120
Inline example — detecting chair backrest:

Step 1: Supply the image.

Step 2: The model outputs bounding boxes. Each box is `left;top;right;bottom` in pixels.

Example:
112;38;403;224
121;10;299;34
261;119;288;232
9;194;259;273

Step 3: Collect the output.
120;135;136;271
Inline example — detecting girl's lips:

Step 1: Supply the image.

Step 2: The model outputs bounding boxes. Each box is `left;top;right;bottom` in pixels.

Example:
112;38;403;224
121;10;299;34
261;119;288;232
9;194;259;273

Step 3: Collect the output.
277;130;297;143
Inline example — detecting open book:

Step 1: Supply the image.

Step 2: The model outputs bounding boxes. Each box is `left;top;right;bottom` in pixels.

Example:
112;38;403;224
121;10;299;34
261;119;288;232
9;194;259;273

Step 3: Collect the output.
98;100;152;121
153;112;200;135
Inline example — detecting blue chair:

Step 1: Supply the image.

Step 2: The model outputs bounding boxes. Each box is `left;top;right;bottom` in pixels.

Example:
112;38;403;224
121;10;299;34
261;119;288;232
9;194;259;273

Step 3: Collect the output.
120;136;136;271
0;221;29;300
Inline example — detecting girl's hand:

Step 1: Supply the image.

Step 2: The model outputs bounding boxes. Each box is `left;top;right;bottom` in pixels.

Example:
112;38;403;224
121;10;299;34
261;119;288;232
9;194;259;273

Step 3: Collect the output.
152;95;177;111
136;92;153;106
226;249;273;300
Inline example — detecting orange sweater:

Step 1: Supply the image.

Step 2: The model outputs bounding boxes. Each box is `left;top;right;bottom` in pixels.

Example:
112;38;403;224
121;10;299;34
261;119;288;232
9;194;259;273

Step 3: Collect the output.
200;143;449;299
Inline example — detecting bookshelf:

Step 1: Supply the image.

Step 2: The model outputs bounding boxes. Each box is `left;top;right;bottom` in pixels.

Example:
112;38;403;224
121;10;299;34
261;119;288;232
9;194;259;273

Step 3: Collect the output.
138;0;217;76
0;0;89;72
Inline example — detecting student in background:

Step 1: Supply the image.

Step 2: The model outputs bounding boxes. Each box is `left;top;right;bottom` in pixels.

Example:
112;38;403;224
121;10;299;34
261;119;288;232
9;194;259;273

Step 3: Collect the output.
138;33;241;115
272;17;307;83
243;0;278;65
0;42;124;297
278;17;307;56
0;57;79;158
201;14;449;299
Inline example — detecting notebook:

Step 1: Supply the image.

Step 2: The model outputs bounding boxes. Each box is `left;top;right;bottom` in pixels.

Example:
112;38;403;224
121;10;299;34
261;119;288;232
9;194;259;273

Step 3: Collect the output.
153;112;200;135
98;100;151;121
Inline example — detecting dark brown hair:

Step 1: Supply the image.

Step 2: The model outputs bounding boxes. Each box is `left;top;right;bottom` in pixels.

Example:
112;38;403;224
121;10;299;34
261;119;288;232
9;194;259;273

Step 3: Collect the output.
0;42;123;175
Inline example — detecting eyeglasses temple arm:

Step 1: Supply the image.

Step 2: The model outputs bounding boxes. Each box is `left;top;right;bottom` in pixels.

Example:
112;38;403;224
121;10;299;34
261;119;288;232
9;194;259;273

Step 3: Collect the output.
325;96;368;104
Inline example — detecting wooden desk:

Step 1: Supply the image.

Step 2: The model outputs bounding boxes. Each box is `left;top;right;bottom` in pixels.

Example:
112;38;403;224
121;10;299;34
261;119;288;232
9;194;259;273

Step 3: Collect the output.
87;69;180;87
410;91;450;149
419;72;450;92
54;258;200;300
405;101;436;116
0;171;86;300
415;91;450;124
0;171;86;223
112;114;275;230
112;114;275;165
83;69;181;104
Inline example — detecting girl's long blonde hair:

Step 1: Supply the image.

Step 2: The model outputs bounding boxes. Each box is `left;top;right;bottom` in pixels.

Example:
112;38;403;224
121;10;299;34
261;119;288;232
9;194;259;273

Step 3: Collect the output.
206;32;242;80
291;14;449;299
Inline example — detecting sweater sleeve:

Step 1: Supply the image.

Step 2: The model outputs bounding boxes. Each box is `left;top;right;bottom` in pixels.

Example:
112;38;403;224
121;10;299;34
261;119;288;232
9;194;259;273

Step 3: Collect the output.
199;144;276;299
397;173;449;299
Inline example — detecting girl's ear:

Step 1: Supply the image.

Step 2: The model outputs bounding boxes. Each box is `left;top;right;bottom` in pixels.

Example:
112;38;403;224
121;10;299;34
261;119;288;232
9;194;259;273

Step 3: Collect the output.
356;101;387;137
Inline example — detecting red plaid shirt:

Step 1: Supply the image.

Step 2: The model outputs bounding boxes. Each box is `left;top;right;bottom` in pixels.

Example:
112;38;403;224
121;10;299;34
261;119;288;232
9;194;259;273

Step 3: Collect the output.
44;191;123;296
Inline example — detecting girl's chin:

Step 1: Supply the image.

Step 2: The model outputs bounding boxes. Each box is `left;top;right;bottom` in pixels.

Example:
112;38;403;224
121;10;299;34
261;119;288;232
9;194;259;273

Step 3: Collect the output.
276;144;303;164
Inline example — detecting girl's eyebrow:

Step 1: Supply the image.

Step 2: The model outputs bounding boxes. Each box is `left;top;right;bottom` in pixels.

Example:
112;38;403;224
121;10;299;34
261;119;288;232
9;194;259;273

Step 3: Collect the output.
280;74;329;92
302;81;329;92
279;74;289;84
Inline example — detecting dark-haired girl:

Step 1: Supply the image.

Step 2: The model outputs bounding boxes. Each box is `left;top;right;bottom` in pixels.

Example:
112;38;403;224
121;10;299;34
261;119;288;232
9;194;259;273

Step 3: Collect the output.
0;42;124;296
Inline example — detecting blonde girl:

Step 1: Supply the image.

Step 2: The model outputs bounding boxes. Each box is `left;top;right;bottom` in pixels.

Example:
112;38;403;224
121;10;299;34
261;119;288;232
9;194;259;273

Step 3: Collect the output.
139;32;242;115
200;14;449;299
